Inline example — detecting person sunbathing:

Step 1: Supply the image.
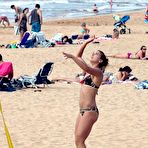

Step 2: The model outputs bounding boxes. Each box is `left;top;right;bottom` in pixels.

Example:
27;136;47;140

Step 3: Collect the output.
102;66;138;84
93;28;119;43
108;45;147;60
52;33;73;44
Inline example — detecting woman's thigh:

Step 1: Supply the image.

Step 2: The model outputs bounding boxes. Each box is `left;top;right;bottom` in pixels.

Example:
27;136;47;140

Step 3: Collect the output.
75;112;98;140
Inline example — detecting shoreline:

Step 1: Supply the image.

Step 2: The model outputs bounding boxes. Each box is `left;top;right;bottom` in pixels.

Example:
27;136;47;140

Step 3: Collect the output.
44;9;145;26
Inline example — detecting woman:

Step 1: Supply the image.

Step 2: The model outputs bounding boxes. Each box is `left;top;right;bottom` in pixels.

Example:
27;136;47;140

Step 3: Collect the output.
108;45;147;60
102;66;138;84
63;38;108;148
18;8;29;41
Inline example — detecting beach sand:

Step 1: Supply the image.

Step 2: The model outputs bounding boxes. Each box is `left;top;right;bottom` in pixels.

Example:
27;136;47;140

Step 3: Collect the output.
0;10;148;148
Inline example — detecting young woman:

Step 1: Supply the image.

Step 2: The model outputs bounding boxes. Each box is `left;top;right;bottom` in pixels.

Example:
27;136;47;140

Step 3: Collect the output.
63;38;108;148
108;45;147;60
18;8;29;41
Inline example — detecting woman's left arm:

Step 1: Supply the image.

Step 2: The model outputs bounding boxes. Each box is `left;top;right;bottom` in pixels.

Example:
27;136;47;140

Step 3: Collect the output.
63;52;102;77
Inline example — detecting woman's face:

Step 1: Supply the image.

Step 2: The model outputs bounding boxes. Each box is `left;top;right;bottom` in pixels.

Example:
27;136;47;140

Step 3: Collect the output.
90;51;102;64
142;46;147;53
25;9;29;14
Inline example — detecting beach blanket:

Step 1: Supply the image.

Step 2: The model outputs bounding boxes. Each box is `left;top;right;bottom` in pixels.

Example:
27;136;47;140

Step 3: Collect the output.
135;80;148;89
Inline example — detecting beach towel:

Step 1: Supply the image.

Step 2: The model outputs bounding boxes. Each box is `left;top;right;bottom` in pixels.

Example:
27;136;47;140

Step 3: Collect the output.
14;25;19;35
135;80;148;89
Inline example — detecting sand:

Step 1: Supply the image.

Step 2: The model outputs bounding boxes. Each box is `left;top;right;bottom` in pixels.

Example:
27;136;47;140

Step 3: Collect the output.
0;10;148;148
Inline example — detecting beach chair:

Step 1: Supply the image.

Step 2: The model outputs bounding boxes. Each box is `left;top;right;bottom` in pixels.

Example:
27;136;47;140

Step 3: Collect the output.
19;62;54;88
20;31;31;47
114;15;131;34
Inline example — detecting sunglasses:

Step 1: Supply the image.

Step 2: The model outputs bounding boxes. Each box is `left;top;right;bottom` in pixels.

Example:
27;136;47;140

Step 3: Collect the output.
143;48;147;50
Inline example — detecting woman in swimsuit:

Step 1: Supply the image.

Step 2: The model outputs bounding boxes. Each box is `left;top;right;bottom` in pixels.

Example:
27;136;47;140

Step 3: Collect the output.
18;8;29;41
108;45;147;60
63;38;108;148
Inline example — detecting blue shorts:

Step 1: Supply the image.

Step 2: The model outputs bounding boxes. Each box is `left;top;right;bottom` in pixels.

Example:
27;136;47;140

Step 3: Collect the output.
32;22;41;32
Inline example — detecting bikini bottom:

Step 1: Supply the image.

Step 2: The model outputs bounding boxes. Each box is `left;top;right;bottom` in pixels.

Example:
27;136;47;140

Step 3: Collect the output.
80;106;99;116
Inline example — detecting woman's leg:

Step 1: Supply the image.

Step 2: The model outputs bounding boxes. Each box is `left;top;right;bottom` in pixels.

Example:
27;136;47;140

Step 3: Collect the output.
20;31;24;41
75;112;98;148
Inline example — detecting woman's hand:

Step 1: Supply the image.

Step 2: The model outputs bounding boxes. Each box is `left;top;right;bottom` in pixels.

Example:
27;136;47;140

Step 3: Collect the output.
85;36;95;44
63;52;74;59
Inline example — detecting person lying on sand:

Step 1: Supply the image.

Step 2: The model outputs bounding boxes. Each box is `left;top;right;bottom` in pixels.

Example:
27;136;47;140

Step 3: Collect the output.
53;66;138;85
93;28;119;43
108;45;148;60
102;66;138;84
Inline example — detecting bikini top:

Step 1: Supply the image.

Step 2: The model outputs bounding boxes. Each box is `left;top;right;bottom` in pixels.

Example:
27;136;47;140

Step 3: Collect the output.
80;75;99;89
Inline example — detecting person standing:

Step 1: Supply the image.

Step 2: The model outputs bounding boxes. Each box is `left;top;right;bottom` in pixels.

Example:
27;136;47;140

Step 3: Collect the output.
63;38;108;148
92;4;99;13
10;5;22;23
18;8;29;41
28;4;43;32
109;0;113;12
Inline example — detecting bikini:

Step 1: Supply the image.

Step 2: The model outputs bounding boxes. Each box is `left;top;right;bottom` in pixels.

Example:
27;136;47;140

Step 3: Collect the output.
80;106;99;116
80;75;99;89
79;75;99;116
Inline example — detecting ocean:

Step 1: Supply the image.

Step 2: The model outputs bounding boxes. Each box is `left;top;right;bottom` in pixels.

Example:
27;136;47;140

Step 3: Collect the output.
0;0;148;22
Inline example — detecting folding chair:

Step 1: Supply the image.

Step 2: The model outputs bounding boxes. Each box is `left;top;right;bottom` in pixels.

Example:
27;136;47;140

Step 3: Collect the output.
19;62;54;88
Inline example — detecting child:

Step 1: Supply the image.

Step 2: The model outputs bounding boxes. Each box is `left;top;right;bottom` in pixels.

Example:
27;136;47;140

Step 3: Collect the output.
0;16;10;27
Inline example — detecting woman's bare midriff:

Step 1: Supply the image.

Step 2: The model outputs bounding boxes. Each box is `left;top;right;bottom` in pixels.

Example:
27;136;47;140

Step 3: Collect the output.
79;85;98;108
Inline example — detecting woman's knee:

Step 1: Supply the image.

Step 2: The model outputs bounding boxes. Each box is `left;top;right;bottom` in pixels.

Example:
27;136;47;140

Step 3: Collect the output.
75;131;85;145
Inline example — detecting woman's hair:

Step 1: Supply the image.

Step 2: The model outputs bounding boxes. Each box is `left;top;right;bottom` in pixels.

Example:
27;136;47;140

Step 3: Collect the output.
97;50;109;70
113;28;119;38
62;36;73;44
140;45;147;50
0;54;2;61
23;8;29;13
81;22;86;27
119;66;132;73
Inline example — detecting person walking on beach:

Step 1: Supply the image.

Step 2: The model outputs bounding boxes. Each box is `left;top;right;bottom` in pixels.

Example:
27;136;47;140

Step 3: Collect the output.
63;38;108;148
18;8;29;41
10;5;22;23
109;0;113;12
28;4;43;32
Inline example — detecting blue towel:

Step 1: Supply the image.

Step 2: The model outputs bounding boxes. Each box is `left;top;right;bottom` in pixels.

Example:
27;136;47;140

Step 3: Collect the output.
135;80;148;89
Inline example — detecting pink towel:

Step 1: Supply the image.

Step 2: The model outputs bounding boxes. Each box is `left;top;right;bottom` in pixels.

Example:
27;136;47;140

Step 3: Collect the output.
0;62;13;79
